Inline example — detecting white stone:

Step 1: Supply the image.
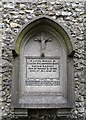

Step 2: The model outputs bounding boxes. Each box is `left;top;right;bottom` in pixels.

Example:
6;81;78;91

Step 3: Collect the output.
25;10;34;13
74;109;78;114
1;106;4;110
10;22;20;28
78;108;85;113
3;113;7;116
56;11;61;16
19;10;25;14
72;3;77;8
52;16;56;19
20;4;26;9
75;8;82;12
50;1;55;5
62;11;72;16
4;4;14;9
26;14;33;19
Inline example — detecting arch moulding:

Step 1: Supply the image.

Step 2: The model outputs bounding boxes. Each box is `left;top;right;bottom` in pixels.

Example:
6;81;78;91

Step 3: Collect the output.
11;16;75;117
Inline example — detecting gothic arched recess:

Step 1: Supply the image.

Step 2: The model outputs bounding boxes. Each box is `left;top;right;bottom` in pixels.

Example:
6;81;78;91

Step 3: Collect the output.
11;16;75;113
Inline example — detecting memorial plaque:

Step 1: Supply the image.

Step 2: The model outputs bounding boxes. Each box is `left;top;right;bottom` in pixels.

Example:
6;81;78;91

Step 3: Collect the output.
26;57;60;86
12;17;74;110
18;31;67;107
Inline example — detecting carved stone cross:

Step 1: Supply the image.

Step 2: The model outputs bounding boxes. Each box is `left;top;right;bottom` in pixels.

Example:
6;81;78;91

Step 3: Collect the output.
34;32;52;57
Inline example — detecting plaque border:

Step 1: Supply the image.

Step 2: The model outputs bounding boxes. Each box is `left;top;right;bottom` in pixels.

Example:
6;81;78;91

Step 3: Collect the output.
26;56;60;80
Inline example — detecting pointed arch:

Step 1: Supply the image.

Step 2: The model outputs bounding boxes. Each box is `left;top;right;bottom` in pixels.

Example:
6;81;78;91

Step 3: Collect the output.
12;16;75;110
14;16;75;56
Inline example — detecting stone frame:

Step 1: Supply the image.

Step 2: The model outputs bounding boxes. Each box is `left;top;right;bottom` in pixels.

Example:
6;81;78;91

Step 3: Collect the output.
11;16;75;116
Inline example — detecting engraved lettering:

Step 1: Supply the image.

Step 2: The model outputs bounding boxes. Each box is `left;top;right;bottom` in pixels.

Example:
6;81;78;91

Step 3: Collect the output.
26;57;60;86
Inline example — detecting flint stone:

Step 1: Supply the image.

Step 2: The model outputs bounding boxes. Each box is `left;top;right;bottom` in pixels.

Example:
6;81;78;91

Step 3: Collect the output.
25;10;34;13
10;23;20;28
19;4;26;9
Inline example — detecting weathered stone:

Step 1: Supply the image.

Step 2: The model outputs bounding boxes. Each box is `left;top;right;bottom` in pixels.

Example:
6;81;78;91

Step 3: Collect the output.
55;11;61;16
3;113;7;116
48;12;54;15
72;3;78;8
10;11;18;15
1;106;4;110
5;28;12;33
12;15;19;19
3;4;14;9
62;11;72;16
2;91;6;96
52;16;56;19
24;18;29;22
10;22;20;28
38;0;47;4
78;108;85;113
26;14;33;19
50;1;56;5
19;4;26;9
1;0;85;119
48;6;53;11
19;10;25;14
75;8;82;12
25;9;34;13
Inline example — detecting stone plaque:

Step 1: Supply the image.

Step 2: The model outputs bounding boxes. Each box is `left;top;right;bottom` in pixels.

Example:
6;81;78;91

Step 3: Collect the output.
25;57;60;86
18;31;67;107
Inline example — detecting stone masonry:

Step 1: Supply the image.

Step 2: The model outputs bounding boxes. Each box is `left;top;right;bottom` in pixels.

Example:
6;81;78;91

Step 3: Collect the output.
0;0;86;120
